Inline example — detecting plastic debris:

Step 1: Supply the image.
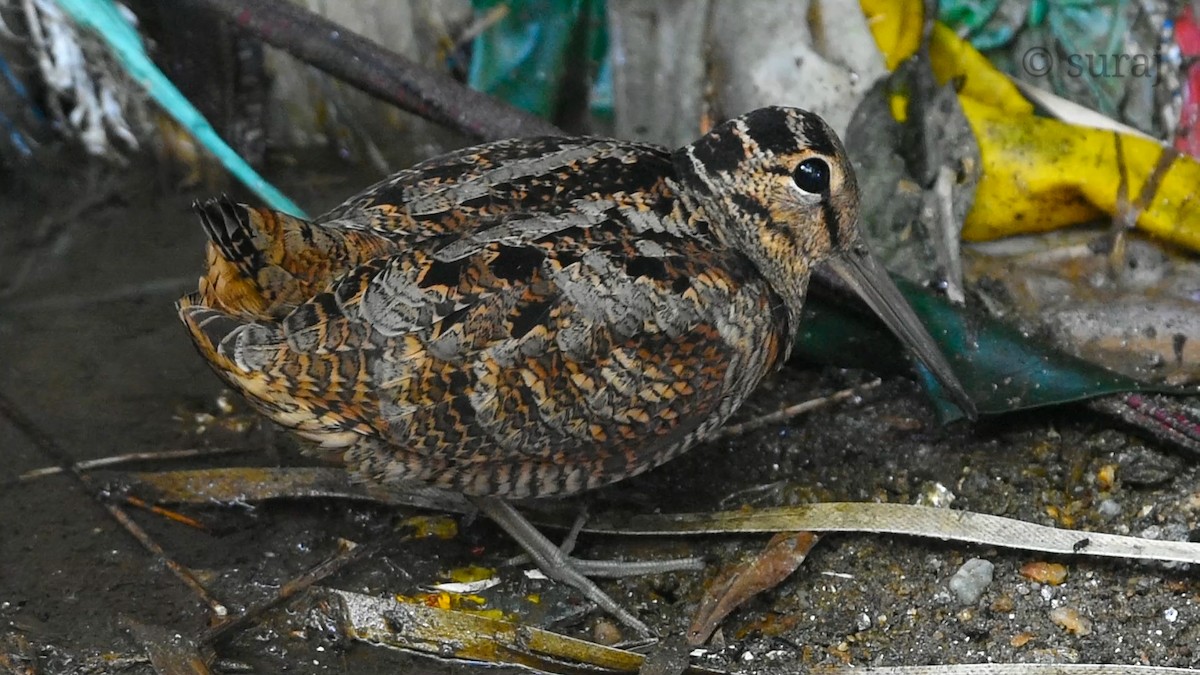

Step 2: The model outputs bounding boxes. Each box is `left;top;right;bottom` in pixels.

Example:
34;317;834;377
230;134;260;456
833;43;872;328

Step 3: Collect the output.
795;275;1183;421
1173;4;1200;157
52;0;306;216
862;1;1200;254
934;0;1167;136
20;0;144;161
468;0;610;120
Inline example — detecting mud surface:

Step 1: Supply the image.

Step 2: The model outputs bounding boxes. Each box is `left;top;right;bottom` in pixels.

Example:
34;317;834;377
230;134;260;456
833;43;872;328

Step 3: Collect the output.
1;152;1198;673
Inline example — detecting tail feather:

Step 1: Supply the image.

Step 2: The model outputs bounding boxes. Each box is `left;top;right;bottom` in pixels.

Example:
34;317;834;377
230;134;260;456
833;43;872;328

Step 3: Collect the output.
191;197;396;320
194;196;265;282
177;292;242;376
178;291;367;447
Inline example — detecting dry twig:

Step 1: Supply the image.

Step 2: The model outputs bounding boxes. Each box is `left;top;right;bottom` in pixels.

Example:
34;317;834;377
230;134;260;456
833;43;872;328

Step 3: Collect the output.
13;446;246;483
715;378;883;439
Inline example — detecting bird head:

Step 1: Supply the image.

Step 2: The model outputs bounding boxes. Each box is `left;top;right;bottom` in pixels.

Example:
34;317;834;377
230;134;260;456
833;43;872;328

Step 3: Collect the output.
673;107;975;418
672;107;860;311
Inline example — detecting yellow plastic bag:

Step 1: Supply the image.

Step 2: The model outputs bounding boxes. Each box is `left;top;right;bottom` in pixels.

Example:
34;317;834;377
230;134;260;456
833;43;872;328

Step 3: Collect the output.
860;0;1200;252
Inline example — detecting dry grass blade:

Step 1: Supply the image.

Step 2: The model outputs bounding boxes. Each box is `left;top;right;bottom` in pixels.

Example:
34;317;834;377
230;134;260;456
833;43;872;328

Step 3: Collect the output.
314;589;1200;675
121;466;377;503
1011;80;1156;140
116;466;473;512
120;468;1200;567
100;499;228;618
589;502;1200;565
122;495;210;532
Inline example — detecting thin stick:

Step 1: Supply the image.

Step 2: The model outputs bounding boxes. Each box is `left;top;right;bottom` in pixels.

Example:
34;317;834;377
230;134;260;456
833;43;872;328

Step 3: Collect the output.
14;446;246;482
715;378;883;439
102;500;229;618
1108;132;1178;273
179;0;561;141
453;4;509;48
123;495;211;532
0;391;229;619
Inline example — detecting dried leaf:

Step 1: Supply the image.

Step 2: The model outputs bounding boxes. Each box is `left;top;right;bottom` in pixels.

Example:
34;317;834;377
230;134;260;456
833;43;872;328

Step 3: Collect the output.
688;531;818;646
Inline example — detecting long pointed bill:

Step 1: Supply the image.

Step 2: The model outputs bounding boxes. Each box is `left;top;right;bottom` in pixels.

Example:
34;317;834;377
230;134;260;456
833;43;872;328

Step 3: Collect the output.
825;245;977;419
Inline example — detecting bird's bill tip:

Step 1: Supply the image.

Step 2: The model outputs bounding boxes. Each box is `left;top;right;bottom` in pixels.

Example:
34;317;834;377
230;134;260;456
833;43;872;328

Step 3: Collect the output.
826;247;977;420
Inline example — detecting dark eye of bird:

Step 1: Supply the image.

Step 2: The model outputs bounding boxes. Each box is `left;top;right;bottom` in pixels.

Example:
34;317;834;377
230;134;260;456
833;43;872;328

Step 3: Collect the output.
792;158;830;194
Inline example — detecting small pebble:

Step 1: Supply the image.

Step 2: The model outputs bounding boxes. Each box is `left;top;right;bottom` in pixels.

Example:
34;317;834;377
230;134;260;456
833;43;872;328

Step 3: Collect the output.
1020;561;1068;586
215;390;237;414
1010;631;1035;648
591;619;621;646
1097;499;1122;519
948;558;994;605
1049;606;1093;636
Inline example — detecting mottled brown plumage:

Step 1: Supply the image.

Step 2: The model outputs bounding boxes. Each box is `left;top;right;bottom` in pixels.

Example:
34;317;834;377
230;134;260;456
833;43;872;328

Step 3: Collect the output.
179;106;970;634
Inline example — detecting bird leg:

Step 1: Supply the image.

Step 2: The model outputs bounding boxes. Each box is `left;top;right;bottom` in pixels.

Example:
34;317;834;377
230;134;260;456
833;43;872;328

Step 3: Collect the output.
472;496;705;637
501;503;707;578
502;503;588;567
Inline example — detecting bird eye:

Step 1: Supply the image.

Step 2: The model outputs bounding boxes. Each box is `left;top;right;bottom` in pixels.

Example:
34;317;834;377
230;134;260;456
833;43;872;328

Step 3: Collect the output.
792;158;830;194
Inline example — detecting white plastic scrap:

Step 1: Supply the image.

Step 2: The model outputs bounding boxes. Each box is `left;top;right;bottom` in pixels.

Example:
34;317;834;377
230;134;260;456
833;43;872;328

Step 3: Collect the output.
21;0;145;160
427;578;502;594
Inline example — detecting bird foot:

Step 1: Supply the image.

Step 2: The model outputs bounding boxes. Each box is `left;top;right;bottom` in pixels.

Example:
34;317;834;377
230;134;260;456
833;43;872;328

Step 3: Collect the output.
472;496;704;638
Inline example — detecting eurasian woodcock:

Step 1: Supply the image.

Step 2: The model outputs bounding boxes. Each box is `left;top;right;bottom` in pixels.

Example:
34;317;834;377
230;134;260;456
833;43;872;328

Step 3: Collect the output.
179;107;972;635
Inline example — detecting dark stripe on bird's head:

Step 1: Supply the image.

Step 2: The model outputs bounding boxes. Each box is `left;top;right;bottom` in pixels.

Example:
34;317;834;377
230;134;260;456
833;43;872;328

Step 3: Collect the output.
820;200;841;249
687;124;749;175
798;113;839;158
739;107;803;156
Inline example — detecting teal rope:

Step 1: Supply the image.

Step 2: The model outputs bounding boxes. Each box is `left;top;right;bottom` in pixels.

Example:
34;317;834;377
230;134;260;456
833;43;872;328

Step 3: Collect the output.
53;0;308;217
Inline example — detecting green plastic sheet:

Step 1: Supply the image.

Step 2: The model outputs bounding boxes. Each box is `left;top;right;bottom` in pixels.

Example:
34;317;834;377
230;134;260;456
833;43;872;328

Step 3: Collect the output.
794;276;1179;423
468;0;611;119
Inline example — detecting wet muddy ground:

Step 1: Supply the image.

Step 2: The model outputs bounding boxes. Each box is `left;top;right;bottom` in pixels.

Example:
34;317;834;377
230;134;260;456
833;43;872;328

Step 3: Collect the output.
1;151;1198;673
